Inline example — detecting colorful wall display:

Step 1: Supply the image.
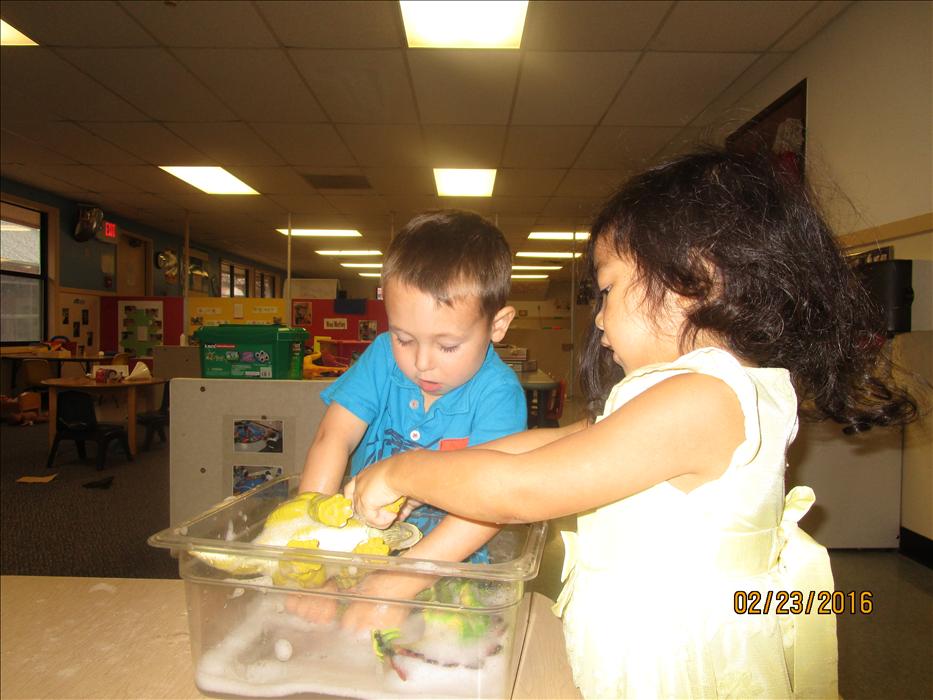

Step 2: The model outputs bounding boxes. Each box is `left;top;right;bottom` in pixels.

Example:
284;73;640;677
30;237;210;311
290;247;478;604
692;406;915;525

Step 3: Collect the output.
118;300;163;356
187;298;287;337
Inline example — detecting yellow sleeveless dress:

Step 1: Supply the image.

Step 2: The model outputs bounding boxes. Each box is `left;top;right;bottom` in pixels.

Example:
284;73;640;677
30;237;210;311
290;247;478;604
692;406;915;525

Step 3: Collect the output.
554;348;838;699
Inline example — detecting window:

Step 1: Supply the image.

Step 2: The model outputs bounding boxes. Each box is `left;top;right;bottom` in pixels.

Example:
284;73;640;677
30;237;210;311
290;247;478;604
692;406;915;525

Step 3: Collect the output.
255;270;277;298
1;201;45;344
220;260;250;297
188;249;213;295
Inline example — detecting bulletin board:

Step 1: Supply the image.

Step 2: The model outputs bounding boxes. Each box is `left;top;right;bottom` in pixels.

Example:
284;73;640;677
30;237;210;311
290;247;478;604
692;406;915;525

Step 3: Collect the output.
56;291;101;356
118;300;163;356
188;298;286;337
291;298;387;347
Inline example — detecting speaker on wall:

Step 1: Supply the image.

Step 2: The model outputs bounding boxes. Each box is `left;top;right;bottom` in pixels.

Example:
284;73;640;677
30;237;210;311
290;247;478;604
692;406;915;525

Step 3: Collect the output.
859;260;913;336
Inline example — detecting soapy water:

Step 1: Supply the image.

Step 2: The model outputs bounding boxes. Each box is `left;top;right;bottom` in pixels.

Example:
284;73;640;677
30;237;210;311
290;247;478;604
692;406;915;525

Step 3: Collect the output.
194;592;513;699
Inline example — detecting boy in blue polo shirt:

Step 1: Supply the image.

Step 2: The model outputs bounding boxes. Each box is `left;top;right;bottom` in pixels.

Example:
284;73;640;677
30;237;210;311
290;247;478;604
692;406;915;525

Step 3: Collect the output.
292;210;526;627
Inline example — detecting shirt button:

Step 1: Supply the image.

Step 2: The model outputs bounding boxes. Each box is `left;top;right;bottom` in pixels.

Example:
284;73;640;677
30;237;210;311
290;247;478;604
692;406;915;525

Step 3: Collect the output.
409;399;419;410
409;429;421;441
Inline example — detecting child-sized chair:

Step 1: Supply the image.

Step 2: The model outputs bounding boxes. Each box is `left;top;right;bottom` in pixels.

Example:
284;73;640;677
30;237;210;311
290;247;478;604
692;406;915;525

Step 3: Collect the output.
136;383;169;451
46;391;133;470
541;379;566;428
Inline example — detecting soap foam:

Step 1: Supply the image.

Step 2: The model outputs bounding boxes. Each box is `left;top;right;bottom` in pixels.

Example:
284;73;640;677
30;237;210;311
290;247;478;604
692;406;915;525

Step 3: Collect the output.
194;594;512;699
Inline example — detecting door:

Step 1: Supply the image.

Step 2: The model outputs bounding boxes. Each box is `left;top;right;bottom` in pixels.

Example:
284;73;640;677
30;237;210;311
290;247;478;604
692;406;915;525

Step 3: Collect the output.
117;233;150;296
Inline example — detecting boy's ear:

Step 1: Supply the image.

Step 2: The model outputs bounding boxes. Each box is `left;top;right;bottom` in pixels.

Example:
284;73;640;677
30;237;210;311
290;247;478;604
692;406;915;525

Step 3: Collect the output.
490;305;516;343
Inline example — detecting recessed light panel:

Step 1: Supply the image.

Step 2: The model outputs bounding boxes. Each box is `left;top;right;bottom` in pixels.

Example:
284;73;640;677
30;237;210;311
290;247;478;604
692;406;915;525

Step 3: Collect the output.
1;20;38;46
315;250;382;256
511;274;548;279
401;1;528;49
516;251;582;259
341;263;383;268
276;229;361;237
433;168;497;197
159;166;258;195
512;265;562;270
528;231;590;240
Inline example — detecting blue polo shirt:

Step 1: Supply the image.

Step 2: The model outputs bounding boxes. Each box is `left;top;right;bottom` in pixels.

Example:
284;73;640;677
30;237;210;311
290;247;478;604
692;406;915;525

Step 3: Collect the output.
321;332;526;562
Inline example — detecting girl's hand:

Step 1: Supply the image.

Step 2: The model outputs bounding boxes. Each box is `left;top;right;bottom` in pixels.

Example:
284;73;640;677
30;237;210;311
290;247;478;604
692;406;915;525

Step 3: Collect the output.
344;461;404;529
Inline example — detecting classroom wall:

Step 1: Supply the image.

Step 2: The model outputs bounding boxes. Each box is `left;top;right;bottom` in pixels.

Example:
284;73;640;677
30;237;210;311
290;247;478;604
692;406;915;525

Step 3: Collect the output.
1;177;286;297
718;1;933;541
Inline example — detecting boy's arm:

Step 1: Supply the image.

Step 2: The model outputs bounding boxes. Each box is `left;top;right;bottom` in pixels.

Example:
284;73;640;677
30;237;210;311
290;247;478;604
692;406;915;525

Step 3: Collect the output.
299;402;368;494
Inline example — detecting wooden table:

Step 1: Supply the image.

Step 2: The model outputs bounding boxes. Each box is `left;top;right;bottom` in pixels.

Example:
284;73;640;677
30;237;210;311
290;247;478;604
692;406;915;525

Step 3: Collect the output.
518;370;560;428
0;575;581;699
42;376;169;456
2;354;116;393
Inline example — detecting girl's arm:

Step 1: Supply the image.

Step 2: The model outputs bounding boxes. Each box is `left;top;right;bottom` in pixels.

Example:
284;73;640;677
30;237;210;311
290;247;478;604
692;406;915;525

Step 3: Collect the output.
474;418;589;453
348;373;744;526
299;402;368;494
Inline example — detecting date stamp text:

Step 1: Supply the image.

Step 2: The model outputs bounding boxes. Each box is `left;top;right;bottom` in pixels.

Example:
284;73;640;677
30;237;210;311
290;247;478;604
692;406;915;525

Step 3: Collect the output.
734;590;873;615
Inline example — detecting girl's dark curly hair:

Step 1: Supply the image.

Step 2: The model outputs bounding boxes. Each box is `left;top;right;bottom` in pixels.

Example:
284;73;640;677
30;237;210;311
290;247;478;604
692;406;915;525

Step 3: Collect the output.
578;145;917;431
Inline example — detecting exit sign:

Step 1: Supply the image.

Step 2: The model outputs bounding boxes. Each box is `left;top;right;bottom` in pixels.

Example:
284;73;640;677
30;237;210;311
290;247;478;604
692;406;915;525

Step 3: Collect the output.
96;221;118;244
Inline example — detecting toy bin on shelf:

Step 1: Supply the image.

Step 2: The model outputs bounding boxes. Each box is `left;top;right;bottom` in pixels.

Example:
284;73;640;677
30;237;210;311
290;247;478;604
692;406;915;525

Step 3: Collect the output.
149;476;546;699
194;325;308;380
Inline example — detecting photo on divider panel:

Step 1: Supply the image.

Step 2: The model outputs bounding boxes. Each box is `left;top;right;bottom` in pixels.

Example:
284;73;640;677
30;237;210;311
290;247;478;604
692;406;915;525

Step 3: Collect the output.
232;465;283;495
233;418;284;453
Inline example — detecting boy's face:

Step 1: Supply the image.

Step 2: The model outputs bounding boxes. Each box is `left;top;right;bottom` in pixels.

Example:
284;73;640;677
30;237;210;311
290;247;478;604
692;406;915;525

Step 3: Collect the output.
384;280;513;404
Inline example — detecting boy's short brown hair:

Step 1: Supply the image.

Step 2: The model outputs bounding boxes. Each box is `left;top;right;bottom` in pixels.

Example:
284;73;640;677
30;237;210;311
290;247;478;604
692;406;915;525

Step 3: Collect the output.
381;210;512;320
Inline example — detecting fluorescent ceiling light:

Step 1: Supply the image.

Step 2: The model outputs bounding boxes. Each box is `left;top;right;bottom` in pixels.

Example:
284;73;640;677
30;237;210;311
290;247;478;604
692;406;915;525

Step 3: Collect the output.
159;166;258;195
276;228;361;237
516;251;582;259
401;1;528;49
511;274;548;280
341;263;383;268
512;265;562;271
528;231;589;241
358;273;382;278
433;168;496;197
315;250;382;256
1;20;38;46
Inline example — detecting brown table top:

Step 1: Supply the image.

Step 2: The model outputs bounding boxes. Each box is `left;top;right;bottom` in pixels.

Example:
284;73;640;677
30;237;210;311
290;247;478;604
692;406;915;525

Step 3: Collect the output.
41;376;168;389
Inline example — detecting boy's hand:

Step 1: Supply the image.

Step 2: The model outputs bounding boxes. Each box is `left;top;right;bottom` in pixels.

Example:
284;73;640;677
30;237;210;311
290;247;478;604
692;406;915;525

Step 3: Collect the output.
344;461;403;529
340;570;435;633
285;579;340;624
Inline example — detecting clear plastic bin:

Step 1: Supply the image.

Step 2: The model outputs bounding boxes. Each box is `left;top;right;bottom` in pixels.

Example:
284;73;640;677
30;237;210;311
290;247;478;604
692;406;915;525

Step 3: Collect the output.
149;477;546;699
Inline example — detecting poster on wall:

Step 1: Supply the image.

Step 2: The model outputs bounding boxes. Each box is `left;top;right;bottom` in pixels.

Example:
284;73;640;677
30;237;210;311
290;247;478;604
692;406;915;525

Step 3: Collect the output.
119;300;164;356
294;302;311;326
358;320;378;341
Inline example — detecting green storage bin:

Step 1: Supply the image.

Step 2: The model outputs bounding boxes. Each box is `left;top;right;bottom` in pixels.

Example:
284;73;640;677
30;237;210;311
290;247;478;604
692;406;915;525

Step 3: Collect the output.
195;324;309;380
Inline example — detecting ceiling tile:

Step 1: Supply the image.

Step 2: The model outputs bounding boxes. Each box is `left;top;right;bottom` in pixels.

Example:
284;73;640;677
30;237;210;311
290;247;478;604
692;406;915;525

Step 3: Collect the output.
0;49;146;122
772;1;852;52
121;0;278;48
512;52;639;125
502;127;593;168
39;165;142;194
174;49;326;123
2;122;142;165
603;52;758;126
555;169;627;198
0;85;65;123
289;49;417;123
691;53;793;128
56;48;237;122
494;169;566;197
100;165;208;196
1;164;80;194
650;1;816;52
80;122;210;164
362;168;436;196
266;194;339;216
522;1;673;50
575;126;682;169
323;195;390;215
251;123;357;167
423;125;506;168
0;129;76;165
337;125;426;167
257;1;402;49
165;123;286;167
383;195;443;220
435;197;494;215
408;51;520;125
1;0;156;46
487;196;551;216
543;197;603;217
225;167;316;195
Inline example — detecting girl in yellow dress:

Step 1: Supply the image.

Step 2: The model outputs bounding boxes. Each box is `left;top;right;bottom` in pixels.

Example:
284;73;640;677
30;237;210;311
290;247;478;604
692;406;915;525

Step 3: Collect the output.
347;146;917;699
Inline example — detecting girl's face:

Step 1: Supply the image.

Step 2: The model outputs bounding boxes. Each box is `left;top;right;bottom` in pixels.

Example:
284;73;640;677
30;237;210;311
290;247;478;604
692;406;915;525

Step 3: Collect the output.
593;239;686;373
